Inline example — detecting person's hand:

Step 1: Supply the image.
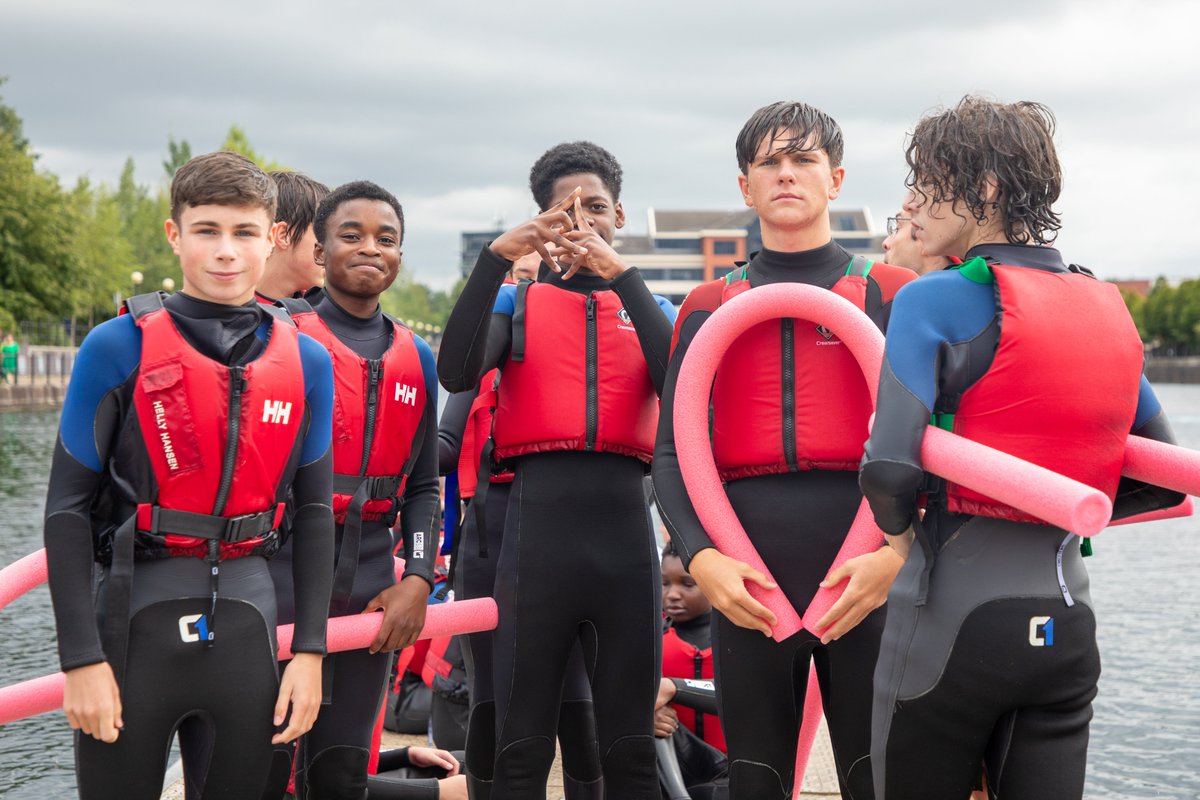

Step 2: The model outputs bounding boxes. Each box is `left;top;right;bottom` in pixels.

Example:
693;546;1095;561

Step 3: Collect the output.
654;704;680;738
655;677;678;710
63;661;123;743
548;195;629;280
363;575;431;654
687;548;777;636
272;652;323;744
814;546;905;644
438;774;468;800
407;745;461;775
490;188;587;267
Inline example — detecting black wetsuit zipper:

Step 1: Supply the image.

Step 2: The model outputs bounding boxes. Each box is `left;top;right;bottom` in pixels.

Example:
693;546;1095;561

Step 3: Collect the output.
781;320;798;470
207;364;246;644
585;295;598;450
361;359;383;474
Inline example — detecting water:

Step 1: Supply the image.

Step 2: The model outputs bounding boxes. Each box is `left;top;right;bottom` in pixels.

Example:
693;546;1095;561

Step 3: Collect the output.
2;392;1199;798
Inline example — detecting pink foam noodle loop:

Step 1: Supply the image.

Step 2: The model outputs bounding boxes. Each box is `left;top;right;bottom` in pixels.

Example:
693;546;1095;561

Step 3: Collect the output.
792;665;823;798
801;499;886;635
0;548;48;611
674;284;888;643
1111;495;1193;526
0;598;499;726
1123;434;1200;496
920;425;1113;536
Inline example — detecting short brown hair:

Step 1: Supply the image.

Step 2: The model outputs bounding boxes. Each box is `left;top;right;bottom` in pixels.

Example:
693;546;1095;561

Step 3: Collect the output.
270;171;330;245
736;101;844;173
906;96;1062;245
170;151;277;224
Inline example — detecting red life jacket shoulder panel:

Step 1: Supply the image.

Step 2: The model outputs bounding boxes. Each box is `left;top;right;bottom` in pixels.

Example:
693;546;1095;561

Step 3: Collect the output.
709;258;916;480
130;304;303;558
293;311;427;523
946;264;1143;522
492;282;658;462
661;626;726;753
457;368;513;499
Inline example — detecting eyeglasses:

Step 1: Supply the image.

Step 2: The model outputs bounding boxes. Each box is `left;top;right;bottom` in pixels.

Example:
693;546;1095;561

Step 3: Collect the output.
886;216;911;237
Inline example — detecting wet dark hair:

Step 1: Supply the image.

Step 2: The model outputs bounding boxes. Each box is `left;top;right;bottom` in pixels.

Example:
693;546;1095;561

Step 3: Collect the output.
170;151;276;223
905;95;1063;245
529;141;623;211
736;101;844;173
270;171;330;246
313;180;404;246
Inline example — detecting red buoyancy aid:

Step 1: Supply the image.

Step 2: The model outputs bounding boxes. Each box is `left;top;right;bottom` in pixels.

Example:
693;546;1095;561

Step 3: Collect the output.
292;311;427;523
944;263;1143;522
492;282;659;462
662;626;726;753
130;301;303;558
457;369;514;499
674;257;915;481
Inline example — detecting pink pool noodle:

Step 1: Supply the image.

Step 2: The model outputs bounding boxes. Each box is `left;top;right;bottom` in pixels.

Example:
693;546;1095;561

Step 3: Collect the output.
0;598;498;725
792;666;823;798
0;548;47;611
675;284;887;642
1123;434;1200;496
802;499;885;636
1111;495;1193;526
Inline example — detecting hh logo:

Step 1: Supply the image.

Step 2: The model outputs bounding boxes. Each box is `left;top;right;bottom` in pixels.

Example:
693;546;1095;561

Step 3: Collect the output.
395;383;418;406
178;613;212;643
1029;616;1054;647
262;400;293;425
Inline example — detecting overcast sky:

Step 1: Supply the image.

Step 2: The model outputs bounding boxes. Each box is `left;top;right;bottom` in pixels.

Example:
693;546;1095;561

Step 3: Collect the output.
5;0;1198;289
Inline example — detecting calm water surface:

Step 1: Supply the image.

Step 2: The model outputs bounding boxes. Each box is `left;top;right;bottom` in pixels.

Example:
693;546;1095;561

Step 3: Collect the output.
2;389;1198;798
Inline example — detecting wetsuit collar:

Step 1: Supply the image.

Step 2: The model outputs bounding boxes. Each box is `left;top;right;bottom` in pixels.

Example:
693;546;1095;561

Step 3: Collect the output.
537;261;612;295
165;292;266;365
747;240;854;289
965;243;1067;273
670;611;713;651
314;292;392;360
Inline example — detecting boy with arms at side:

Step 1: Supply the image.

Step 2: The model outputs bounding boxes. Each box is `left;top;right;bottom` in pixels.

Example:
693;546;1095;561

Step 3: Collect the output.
266;181;443;799
45;151;335;799
652;102;916;799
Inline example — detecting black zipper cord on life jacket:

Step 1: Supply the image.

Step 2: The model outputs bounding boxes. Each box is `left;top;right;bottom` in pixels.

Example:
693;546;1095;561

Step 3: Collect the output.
207;365;247;646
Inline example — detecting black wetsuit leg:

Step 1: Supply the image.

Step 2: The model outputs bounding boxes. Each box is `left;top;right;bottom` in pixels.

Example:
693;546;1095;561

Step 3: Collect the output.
77;558;280;800
713;471;880;800
872;517;1099;800
491;452;660;800
458;482;603;800
269;521;398;800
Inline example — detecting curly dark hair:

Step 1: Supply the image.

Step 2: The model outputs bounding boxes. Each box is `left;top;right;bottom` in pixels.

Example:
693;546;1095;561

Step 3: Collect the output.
313;180;404;246
736;101;844;173
905;96;1062;245
529;141;623;211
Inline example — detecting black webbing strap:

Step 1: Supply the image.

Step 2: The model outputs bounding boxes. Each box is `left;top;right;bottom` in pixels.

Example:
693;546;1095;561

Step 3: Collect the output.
100;514;137;685
143;506;279;543
509;279;533;362
331;408;429;612
472;439;497;558
123;292;167;321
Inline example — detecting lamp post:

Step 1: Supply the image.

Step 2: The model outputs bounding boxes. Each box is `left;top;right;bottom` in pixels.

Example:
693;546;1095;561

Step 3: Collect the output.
162;277;176;293
130;270;144;297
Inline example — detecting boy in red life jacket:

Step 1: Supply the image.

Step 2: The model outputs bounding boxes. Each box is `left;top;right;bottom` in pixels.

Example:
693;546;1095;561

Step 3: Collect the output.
44;151;335;799
264;181;443;799
653;102;917;799
658;540;724;753
860;97;1185;800
438;141;677;799
256;170;331;304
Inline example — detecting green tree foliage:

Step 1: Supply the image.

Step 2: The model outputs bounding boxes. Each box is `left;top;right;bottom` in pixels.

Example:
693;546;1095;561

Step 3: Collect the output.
219;125;287;171
379;264;464;335
162;136;192;179
115;157;180;294
1139;277;1200;356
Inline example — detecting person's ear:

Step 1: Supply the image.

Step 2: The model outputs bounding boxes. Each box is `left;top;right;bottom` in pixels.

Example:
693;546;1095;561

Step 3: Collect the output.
828;166;846;200
737;173;753;208
614;200;626;230
314;240;326;268
164;218;181;255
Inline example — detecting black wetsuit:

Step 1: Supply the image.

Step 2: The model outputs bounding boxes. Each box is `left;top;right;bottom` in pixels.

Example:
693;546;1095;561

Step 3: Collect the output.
45;293;335;800
438;390;602;799
267;294;440;800
859;244;1184;800
653;243;900;800
438;249;674;800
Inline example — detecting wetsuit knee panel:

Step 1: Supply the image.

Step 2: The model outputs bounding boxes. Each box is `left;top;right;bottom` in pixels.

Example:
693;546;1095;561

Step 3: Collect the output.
728;759;791;800
304;745;369;800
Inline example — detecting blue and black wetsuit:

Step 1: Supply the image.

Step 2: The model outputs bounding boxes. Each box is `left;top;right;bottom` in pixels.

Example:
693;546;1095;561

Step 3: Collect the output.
44;292;335;800
266;292;440;800
653;242;909;800
439;249;675;800
860;243;1184;800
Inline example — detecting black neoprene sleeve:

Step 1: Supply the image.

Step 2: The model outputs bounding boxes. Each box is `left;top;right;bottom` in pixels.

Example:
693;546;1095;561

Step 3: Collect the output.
288;449;335;654
438;388;477;476
667;677;718;716
610;268;673;397
398;394;440;589
438;247;510;392
1111;410;1186;520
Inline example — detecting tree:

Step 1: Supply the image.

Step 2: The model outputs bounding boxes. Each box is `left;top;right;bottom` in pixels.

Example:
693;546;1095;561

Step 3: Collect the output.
218;125;287;171
162;136;192;179
115;157;180;296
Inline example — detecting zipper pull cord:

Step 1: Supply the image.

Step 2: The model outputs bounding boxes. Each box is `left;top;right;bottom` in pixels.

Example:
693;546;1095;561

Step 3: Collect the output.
207;539;219;647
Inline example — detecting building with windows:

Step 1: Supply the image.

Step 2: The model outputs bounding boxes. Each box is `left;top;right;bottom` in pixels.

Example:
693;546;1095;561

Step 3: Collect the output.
459;207;884;305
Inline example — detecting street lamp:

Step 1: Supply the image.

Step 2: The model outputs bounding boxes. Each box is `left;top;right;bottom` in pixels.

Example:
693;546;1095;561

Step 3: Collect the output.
130;270;144;297
162;278;176;293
